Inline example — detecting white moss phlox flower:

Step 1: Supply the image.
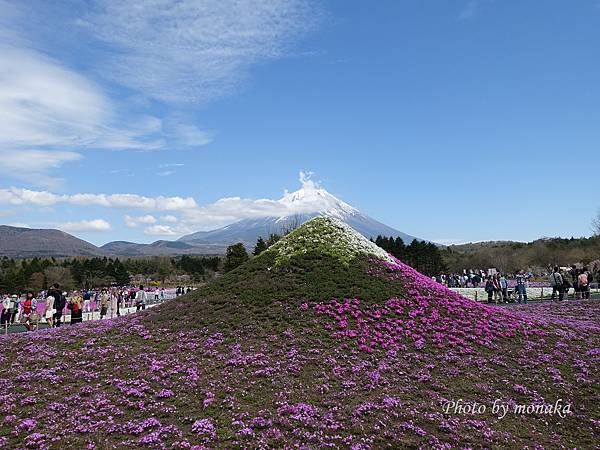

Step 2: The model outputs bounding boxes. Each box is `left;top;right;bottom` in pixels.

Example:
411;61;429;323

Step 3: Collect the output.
270;217;394;265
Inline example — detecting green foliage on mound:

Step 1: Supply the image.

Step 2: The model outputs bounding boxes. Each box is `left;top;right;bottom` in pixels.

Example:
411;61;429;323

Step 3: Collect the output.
145;217;403;333
146;249;403;334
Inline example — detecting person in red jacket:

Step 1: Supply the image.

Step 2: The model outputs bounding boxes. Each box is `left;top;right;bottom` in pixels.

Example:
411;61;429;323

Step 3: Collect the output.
21;291;35;331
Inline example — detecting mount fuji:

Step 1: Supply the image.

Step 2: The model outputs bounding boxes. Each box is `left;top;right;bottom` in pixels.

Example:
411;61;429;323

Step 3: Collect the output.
177;182;421;251
99;178;422;256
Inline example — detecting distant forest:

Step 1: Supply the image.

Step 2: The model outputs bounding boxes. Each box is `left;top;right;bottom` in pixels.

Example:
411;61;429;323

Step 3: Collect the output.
0;255;220;293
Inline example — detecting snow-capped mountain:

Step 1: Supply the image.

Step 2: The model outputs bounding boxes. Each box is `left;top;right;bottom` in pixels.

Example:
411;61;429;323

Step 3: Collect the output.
178;182;421;248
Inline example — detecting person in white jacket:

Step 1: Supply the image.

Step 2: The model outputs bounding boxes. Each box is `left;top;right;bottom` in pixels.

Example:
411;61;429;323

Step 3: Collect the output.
135;286;147;311
44;295;55;328
1;295;11;328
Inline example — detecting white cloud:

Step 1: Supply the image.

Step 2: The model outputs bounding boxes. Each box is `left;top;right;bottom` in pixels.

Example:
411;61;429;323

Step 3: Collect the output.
125;214;158;227
0;2;213;185
58;219;112;233
0;0;316;185
157;171;176;177
0;187;197;211
171;123;213;146
0;43;167;186
160;215;178;223
78;0;317;103
144;224;180;236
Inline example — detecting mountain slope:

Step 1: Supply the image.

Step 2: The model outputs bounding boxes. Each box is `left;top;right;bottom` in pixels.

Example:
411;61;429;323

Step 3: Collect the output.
0;225;105;257
1;217;597;448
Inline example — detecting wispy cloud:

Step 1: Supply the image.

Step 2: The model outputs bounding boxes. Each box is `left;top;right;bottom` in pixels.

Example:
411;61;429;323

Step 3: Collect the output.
78;0;318;103
0;43;166;187
0;0;312;183
157;163;185;177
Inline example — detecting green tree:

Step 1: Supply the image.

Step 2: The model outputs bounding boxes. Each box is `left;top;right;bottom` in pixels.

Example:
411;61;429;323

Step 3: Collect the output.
224;243;249;272
253;237;268;256
112;259;131;286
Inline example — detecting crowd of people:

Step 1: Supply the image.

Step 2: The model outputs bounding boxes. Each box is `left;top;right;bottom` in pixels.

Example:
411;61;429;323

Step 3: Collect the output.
436;266;599;304
547;265;596;302
0;284;192;333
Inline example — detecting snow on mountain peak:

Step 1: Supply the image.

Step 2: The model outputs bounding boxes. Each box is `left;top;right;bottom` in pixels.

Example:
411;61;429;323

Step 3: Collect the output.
278;172;359;219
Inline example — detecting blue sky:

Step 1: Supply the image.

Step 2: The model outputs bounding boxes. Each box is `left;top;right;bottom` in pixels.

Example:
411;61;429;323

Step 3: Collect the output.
1;0;599;246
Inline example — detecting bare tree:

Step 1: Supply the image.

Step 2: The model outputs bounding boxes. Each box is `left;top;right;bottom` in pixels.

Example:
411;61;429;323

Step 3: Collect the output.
44;267;75;290
593;209;600;236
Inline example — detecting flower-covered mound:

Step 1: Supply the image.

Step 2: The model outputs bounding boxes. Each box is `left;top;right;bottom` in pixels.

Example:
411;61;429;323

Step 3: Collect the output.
1;218;598;449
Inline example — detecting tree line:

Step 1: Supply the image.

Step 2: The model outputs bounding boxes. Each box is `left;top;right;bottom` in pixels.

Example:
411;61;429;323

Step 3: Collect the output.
373;236;447;276
0;255;220;294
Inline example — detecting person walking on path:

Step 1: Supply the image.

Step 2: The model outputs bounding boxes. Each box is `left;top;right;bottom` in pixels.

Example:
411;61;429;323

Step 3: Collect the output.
135;286;147;311
570;266;580;299
8;294;20;324
21;292;36;331
516;270;530;304
47;284;62;318
1;295;12;329
578;269;590;300
109;290;118;318
549;267;565;302
53;291;67;327
99;290;110;319
44;295;55;328
69;293;83;325
499;274;509;303
492;274;502;304
83;291;92;313
485;276;495;304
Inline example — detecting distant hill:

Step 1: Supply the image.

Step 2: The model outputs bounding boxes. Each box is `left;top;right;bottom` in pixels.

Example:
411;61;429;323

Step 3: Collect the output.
100;239;226;256
0;225;105;258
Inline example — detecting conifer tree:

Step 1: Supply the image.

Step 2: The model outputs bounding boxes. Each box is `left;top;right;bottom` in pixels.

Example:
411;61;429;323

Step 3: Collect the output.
253;237;268;256
224;243;249;272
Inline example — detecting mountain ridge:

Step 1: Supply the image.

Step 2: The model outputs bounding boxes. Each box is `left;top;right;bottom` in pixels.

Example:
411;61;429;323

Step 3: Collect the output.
0;225;107;258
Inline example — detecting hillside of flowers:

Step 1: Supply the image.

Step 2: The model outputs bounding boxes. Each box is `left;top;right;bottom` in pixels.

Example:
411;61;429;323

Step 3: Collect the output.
1;218;598;449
